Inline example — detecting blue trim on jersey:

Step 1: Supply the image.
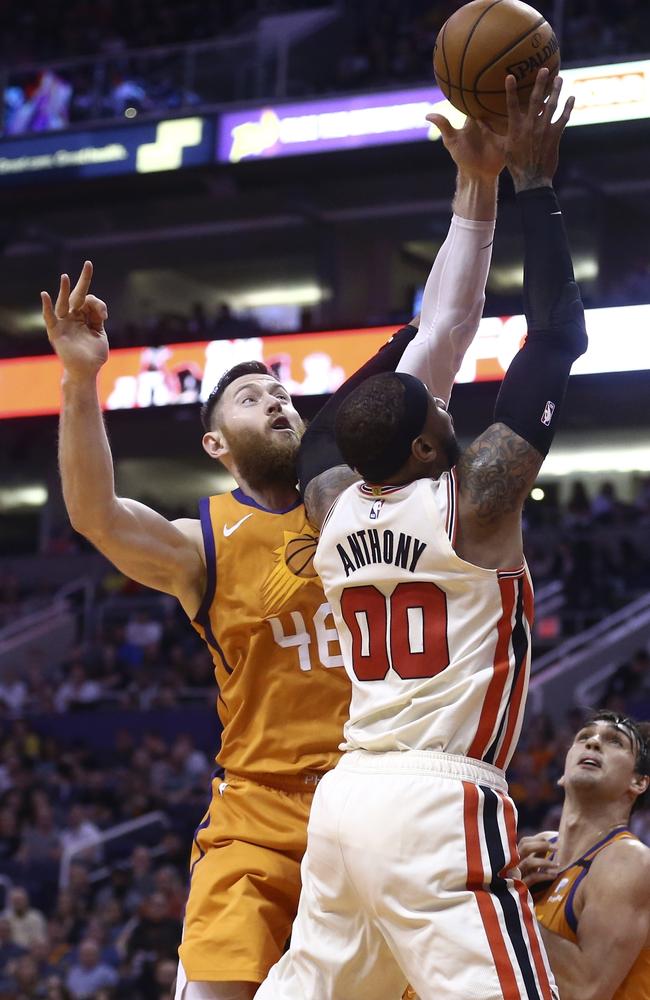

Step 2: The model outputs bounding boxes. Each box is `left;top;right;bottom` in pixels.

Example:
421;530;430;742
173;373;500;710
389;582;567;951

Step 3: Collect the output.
194;497;233;676
563;825;630;934
189;767;222;878
195;497;217;623
232;487;302;514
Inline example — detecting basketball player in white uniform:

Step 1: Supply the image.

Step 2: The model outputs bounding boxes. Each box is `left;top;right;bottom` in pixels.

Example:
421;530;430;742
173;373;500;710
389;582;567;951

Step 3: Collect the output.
257;70;584;1000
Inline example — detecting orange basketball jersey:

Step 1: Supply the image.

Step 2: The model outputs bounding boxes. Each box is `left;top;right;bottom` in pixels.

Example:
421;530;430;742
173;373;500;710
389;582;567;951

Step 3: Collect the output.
192;489;350;782
534;826;650;1000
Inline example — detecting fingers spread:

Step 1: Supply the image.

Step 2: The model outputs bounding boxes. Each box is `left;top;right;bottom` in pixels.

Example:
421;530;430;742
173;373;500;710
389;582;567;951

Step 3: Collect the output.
504;74;521;121
55;274;71;319
41;291;56;331
426;113;453;140
556;94;575;129
543;74;563;122
85;294;109;321
529;67;550;115
69;260;94;312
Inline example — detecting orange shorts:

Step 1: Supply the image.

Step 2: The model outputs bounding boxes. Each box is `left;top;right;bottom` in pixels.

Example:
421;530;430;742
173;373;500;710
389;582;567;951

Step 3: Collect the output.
178;772;316;984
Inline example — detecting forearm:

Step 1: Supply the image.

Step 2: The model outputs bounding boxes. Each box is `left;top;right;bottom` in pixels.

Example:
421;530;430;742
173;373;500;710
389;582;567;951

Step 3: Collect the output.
296;323;417;496
59;374;119;534
493;188;587;457
540;928;609;1000
397;173;496;404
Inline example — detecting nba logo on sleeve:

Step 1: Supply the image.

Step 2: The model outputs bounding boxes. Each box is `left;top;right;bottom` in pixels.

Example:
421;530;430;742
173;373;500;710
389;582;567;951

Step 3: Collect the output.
369;499;383;521
541;400;555;426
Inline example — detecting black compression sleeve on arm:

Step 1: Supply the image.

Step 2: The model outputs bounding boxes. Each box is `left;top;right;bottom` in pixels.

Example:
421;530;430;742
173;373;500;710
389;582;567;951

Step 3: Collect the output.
296;323;417;496
493;187;588;457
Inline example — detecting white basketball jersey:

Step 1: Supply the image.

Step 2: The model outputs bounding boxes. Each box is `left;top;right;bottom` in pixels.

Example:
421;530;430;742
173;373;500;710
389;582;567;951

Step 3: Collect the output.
314;471;534;770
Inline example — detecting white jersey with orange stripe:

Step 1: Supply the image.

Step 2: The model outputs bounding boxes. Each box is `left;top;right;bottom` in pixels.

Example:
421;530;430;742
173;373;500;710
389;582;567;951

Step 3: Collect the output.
313;471;534;771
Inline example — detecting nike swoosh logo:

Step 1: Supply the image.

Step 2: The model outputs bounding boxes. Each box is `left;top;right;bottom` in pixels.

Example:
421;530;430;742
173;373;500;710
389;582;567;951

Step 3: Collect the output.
223;513;253;537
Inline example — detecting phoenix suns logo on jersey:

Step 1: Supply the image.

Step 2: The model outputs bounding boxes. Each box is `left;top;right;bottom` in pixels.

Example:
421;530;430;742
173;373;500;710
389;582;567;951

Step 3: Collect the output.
262;529;320;616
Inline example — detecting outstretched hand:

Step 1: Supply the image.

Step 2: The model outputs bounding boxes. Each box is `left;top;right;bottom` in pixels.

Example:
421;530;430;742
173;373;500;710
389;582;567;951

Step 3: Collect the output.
42;261;109;379
517;832;560;888
426;113;506;180
503;67;574;192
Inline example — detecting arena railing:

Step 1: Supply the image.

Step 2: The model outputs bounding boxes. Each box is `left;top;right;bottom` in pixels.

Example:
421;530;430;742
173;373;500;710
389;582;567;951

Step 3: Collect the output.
59;810;170;890
528;591;650;714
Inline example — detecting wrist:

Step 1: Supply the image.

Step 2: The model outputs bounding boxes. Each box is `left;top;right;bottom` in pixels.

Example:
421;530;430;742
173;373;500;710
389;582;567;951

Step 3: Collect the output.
453;172;498;222
511;174;554;193
61;369;100;389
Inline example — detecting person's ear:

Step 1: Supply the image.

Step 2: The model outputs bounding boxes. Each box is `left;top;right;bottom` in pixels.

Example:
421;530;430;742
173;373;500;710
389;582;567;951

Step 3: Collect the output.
202;429;227;461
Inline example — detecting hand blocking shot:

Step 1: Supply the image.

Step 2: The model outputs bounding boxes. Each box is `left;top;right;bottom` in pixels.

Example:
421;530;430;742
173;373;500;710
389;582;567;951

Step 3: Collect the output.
257;70;585;1000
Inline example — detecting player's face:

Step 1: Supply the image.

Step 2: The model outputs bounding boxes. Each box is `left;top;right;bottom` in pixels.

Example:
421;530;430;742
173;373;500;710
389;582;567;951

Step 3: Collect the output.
212;374;305;488
422;394;460;470
562;720;642;800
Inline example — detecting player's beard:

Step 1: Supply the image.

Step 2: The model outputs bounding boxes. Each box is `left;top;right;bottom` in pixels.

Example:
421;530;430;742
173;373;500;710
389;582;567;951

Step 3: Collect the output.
222;424;302;490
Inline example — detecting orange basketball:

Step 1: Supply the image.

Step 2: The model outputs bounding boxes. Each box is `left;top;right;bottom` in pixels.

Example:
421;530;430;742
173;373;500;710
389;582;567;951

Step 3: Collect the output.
433;0;560;129
284;535;319;579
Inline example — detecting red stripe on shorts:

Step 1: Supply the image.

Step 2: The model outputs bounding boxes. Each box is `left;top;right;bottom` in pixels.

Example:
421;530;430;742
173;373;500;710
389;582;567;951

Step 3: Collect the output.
499;792;554;1000
463;782;522;999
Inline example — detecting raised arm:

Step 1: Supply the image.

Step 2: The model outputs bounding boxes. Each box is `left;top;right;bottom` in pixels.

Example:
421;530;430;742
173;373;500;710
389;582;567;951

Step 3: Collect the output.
301;121;505;529
539;841;650;1000
42;264;206;618
397;115;503;403
456;69;587;570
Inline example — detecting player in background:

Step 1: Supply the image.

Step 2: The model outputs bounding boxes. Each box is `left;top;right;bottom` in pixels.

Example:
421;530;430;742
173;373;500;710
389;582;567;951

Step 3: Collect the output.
41;118;504;1000
518;710;650;1000
257;69;584;1000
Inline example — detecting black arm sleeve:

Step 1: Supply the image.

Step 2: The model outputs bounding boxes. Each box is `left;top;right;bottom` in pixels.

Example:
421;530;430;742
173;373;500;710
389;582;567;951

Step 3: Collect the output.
493;186;588;457
296;324;417;496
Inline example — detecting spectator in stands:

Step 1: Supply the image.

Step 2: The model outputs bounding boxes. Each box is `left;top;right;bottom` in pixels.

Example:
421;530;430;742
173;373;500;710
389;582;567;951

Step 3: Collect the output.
124;612;163;650
603;648;650;710
122;892;181;997
0;669;28;718
123;847;156;916
65;938;119;999
0;916;26;976
19;801;61;866
54;663;104;714
60;807;103;875
2;887;47;949
2;951;41;998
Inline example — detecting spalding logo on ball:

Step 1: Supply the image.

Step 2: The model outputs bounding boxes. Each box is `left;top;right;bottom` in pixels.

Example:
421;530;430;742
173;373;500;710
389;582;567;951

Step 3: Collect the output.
433;0;560;129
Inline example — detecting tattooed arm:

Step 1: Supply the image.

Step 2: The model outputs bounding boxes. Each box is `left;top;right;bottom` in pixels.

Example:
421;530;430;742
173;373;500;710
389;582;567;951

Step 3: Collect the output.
455;423;543;570
304;466;360;530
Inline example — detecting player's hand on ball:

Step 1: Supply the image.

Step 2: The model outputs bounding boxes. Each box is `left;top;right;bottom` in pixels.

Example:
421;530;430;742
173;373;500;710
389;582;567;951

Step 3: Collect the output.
517;832;560;887
42;261;110;379
503;67;575;192
426;113;506;180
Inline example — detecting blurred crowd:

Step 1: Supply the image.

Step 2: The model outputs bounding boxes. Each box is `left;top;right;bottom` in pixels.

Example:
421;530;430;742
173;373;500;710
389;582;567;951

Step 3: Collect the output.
3;0;650;136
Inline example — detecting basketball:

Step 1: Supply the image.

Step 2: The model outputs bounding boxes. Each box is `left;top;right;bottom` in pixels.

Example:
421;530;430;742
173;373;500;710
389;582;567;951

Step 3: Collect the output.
433;0;560;129
284;534;319;578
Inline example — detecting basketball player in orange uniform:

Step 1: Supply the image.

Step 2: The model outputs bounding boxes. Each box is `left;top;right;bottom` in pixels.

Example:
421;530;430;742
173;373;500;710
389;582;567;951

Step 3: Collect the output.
518;710;650;1000
41;119;504;999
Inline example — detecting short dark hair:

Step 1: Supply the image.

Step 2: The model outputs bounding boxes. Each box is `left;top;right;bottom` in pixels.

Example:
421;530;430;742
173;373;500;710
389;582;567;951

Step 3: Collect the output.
585;709;650;812
334;372;429;482
200;361;271;431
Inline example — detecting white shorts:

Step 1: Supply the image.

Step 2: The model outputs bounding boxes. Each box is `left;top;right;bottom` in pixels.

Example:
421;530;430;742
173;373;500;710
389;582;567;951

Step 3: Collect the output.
256;750;558;1000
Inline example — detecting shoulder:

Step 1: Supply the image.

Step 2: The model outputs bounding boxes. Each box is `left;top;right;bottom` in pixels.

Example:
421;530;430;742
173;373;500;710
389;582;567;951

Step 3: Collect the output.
172;517;205;560
588;835;650;900
304;465;361;530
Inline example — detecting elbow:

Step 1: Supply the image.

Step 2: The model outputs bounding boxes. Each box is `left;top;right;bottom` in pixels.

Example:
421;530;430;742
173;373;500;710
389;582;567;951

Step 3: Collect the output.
66;503;116;543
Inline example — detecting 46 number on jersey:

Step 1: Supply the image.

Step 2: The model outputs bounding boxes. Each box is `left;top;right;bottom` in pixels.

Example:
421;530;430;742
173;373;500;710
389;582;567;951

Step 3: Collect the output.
268;602;344;672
